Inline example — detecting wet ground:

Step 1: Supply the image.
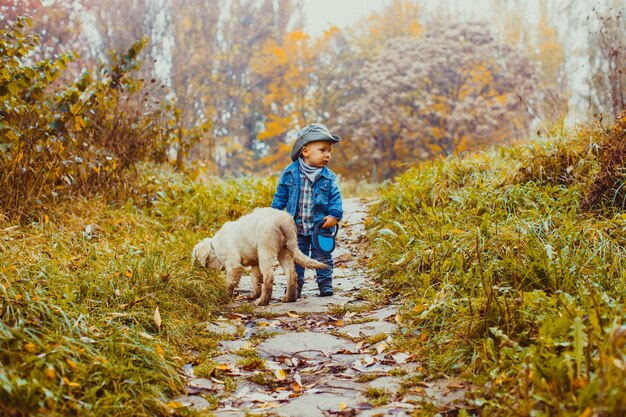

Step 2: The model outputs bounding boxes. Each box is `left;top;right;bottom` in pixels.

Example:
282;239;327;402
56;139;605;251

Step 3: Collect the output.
173;198;470;416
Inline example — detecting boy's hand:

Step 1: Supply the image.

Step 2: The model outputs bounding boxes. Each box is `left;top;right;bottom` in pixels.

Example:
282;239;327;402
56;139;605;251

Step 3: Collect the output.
322;216;338;228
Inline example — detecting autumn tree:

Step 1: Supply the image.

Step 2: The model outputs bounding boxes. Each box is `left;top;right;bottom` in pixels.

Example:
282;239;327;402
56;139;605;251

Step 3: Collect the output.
0;0;86;60
587;3;625;119
210;0;304;172
251;30;314;170
338;22;537;181
79;0;167;82
490;0;567;125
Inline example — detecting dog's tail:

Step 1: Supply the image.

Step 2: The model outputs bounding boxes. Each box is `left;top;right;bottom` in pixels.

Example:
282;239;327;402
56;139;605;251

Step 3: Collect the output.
278;216;328;269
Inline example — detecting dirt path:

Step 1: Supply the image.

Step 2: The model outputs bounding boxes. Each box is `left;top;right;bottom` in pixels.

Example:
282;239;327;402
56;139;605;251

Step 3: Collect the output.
174;198;468;416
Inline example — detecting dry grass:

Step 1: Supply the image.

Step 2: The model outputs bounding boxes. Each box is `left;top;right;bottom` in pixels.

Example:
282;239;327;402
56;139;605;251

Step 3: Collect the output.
0;166;274;416
368;121;626;415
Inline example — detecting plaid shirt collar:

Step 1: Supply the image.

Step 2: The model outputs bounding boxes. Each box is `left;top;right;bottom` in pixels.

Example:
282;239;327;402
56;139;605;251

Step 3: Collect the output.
295;170;315;235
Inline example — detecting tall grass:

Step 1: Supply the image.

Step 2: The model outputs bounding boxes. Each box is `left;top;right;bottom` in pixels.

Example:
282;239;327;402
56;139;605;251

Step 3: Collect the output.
369;124;626;415
0;166;275;416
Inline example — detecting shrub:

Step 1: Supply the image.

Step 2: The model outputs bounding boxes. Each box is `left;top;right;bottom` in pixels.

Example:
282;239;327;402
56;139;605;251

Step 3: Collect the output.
0;18;209;222
368;123;626;415
582;114;626;210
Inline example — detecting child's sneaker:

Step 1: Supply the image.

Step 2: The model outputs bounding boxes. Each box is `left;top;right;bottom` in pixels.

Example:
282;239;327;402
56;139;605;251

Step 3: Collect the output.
319;289;333;297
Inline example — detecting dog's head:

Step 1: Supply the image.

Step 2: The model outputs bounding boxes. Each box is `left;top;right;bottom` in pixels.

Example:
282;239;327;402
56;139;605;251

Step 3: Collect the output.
191;238;223;270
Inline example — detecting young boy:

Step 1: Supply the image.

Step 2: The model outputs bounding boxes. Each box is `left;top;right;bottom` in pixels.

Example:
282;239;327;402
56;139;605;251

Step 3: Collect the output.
271;123;343;298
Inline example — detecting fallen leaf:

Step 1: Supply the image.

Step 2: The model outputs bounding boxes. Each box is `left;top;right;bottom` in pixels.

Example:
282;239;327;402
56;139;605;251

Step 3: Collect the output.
24;342;37;353
293;372;302;388
412;304;425;313
44;367;56;379
275;368;286;381
287;311;300;318
125;270;132;278
155;345;164;356
166;401;184;408
217;364;231;371
338;402;348;411
154;306;162;329
210;377;225;384
66;358;78;370
63;377;80;387
375;342;389;354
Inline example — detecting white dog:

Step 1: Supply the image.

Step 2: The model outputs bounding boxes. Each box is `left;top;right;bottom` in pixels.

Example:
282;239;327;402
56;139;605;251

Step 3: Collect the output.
192;207;328;305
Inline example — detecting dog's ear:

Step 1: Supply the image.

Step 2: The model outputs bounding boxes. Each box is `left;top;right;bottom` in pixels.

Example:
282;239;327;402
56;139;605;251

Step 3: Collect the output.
192;238;213;267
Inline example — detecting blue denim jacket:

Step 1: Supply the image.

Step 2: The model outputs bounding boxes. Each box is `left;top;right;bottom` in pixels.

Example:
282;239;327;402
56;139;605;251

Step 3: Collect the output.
271;161;343;224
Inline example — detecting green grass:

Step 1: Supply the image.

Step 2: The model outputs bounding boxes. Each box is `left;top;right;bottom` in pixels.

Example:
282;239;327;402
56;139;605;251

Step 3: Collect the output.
0;166;275;416
368;126;626;416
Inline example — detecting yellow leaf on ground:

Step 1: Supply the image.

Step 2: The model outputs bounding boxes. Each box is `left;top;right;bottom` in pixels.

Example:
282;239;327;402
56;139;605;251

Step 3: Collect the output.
166;401;184;408
275;368;286;381
63;377;80;387
287;311;300;318
44;367;56;379
125;270;132;278
338;402;348;410
24;342;37;353
155;345;164;356
66;359;78;370
290;382;301;393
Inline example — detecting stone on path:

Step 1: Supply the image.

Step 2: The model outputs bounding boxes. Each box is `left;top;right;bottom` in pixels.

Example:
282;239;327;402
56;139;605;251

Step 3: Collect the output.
205;321;240;336
273;392;362;417
171;395;212;411
256;331;357;359
362;305;398;321
339;320;398;338
366;376;403;395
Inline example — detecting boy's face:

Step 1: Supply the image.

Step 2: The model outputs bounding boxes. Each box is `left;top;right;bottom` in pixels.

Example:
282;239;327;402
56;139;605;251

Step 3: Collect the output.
301;140;333;168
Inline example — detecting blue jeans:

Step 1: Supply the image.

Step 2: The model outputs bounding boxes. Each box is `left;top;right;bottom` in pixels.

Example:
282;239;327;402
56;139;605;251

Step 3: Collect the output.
295;234;333;293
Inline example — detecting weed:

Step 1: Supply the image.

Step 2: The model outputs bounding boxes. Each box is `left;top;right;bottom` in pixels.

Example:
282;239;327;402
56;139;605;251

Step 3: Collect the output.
367;333;391;345
356;373;385;383
364;386;389;406
389;368;409;377
236;351;266;371
248;371;277;389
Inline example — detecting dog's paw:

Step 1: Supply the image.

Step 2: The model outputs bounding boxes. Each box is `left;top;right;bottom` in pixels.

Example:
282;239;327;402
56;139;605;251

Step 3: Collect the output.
254;297;270;306
283;293;297;303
